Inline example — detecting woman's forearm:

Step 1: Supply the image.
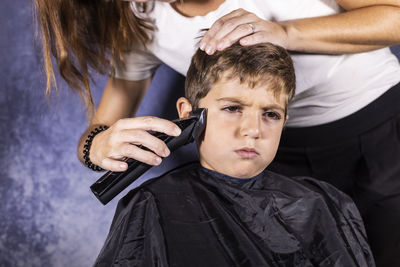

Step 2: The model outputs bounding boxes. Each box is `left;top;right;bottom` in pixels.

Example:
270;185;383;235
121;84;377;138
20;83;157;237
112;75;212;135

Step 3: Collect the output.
200;2;400;55
283;5;400;54
77;76;182;172
77;77;151;166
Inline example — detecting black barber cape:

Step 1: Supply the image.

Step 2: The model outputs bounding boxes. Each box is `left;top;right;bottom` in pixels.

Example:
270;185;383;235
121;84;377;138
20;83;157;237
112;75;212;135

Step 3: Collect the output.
94;163;375;267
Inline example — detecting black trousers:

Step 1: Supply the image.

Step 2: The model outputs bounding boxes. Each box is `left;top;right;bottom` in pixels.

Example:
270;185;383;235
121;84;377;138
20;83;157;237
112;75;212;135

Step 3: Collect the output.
268;83;400;267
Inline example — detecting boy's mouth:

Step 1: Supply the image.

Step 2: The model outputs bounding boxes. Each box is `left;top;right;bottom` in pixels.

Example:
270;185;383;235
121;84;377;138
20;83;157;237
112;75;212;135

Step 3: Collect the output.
235;147;259;159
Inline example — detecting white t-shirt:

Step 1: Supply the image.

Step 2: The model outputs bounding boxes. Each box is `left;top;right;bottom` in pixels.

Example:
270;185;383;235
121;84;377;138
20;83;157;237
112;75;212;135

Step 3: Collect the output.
113;0;400;127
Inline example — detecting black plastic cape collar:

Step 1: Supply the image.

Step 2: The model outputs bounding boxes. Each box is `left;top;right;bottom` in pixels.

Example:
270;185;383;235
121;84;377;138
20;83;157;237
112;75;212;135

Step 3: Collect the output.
94;162;375;267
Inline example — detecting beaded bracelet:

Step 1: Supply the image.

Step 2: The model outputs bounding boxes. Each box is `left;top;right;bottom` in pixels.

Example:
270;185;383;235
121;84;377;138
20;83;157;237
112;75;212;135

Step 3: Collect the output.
83;125;109;171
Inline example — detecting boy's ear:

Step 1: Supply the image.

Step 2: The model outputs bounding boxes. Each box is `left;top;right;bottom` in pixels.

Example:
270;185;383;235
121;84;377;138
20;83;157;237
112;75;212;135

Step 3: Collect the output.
285;114;289;121
284;114;289;126
176;97;193;119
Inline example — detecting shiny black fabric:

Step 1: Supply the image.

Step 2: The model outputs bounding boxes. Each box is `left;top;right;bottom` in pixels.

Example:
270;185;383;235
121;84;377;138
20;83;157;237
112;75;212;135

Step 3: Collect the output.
94;163;375;267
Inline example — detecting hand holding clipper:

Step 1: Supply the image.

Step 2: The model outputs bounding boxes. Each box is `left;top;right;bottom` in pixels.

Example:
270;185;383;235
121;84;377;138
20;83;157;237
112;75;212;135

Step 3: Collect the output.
90;108;207;205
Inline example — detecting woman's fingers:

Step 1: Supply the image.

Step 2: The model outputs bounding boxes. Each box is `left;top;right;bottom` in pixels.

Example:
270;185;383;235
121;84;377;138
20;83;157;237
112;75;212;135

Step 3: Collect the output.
204;9;250;40
100;158;129;173
200;9;251;54
200;9;288;54
240;22;288;48
89;116;182;171
119;128;171;158
119;141;164;165
201;9;248;39
115;116;181;137
214;22;260;51
95;130;167;172
110;117;182;159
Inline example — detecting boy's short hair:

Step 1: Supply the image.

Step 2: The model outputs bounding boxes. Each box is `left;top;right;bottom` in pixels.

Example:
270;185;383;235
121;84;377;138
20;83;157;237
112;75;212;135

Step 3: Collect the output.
185;42;296;111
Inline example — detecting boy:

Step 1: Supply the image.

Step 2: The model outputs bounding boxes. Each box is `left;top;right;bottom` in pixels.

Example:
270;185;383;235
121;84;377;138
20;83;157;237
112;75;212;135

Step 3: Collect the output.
94;43;375;266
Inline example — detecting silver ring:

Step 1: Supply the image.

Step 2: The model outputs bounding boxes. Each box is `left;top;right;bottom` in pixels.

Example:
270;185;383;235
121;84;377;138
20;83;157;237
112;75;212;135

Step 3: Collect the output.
247;23;256;34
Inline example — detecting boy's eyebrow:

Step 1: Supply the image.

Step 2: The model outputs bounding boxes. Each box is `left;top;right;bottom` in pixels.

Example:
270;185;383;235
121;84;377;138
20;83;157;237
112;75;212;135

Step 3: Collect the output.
216;97;286;113
217;97;247;105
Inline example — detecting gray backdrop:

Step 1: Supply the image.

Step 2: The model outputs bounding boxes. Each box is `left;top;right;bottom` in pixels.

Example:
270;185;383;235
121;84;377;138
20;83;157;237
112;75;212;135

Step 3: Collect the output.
0;1;194;266
1;1;399;266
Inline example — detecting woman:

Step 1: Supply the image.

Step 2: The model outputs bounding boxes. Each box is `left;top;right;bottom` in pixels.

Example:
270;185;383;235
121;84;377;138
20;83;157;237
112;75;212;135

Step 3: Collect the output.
34;0;400;266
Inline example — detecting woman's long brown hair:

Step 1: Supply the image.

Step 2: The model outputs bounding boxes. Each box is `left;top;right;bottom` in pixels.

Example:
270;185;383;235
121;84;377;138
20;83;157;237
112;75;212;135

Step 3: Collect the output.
33;0;154;116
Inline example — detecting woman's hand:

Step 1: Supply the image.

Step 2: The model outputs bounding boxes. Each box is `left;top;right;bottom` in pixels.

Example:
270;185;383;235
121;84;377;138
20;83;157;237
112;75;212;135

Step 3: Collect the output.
200;9;288;55
89;116;182;172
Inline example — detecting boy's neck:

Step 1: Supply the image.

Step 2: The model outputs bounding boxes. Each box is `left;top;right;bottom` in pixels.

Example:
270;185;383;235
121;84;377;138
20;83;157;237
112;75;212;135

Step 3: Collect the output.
201;166;263;183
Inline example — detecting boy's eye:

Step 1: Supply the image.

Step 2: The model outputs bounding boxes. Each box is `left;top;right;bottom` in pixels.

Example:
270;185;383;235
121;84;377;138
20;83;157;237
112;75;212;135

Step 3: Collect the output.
222;106;242;113
263;111;281;120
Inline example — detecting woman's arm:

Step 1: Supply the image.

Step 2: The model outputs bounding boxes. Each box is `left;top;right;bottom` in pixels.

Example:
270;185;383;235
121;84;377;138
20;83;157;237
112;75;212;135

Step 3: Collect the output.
200;0;400;54
77;77;181;172
283;0;400;53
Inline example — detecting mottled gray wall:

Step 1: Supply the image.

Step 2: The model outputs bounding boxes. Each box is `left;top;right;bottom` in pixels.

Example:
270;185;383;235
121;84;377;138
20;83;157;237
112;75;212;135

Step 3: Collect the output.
1;0;400;266
0;1;192;266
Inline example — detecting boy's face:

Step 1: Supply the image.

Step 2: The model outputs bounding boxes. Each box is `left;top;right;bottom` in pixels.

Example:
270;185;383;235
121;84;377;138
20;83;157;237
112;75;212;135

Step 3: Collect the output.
195;75;287;178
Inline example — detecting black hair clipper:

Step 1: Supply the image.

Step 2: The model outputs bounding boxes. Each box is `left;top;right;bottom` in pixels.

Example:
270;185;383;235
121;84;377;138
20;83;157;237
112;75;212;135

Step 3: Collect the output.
90;108;207;205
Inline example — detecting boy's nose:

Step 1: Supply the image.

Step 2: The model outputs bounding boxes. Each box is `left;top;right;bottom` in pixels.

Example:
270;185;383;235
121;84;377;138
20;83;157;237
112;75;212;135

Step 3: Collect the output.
239;113;261;139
